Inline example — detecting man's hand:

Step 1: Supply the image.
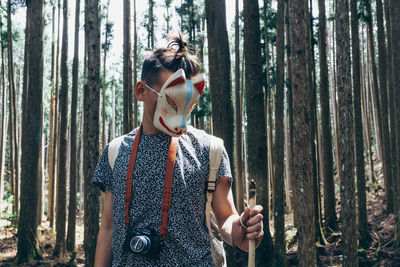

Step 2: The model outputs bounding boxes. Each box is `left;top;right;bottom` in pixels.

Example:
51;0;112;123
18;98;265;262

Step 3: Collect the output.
231;205;264;252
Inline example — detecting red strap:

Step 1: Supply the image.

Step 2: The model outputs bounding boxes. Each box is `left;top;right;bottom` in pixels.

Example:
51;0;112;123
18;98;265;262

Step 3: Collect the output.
124;127;141;226
160;137;178;240
124;127;178;240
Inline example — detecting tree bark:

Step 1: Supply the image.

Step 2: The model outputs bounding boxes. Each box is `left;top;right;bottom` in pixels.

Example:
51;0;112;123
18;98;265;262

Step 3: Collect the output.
123;0;133;134
274;0;286;264
66;0;81;252
389;0;400;247
351;0;371;248
234;0;244;214
54;0;69;256
0;43;7;218
318;0;337;232
7;0;20;221
84;0;101;264
133;0;138;128
336;0;358;265
376;0;393;213
243;0;274;265
16;0;44;263
289;0;317;265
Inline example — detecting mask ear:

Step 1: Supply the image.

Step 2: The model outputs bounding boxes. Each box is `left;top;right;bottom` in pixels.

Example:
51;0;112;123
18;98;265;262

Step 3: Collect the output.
162;69;186;90
192;74;205;95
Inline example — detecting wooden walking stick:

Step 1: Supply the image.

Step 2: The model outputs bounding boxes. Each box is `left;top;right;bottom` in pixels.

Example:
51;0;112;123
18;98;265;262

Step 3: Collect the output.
248;180;256;267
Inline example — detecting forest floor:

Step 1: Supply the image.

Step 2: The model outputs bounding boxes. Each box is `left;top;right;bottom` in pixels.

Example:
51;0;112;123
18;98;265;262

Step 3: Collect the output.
1;162;400;266
285;161;400;266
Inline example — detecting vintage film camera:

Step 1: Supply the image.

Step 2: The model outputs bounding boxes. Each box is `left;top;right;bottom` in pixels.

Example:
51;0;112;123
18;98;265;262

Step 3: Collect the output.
123;229;161;259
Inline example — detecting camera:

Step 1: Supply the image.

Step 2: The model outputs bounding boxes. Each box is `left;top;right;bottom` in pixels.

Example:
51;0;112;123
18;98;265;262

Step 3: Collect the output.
123;229;161;259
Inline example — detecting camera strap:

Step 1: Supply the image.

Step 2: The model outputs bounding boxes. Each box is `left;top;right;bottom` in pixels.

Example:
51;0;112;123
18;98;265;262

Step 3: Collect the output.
124;126;178;241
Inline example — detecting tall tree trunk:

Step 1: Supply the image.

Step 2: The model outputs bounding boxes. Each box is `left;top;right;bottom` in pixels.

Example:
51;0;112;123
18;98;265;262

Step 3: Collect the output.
133;0;138;128
47;1;56;225
205;1;235;264
7;0;20;220
205;0;234;172
376;0;393;213
361;25;376;184
234;0;244;214
123;0;133;134
243;0;274;265
307;0;325;246
16;0;44;263
285;1;296;223
84;0;101;264
54;0;69;256
384;0;398;225
102;0;111;150
336;0;358;265
351;0;371;248
364;0;384;168
274;0;286;265
318;0;337;232
0;44;7;218
66;0;81;252
289;0;317;265
390;0;400;247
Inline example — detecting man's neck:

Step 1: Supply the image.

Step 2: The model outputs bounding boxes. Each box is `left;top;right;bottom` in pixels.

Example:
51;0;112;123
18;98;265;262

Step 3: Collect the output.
141;119;164;135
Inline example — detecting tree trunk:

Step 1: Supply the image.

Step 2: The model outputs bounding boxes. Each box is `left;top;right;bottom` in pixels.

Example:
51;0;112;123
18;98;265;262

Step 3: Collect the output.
289;0;317;265
318;0;337;232
376;0;393;213
84;0;101;264
389;0;400;247
351;0;371;248
123;0;133;134
243;0;274;265
0;44;7;218
133;0;138;128
285;1;296;224
7;0;20;221
364;0;385;172
307;0;325;246
205;0;234;171
336;0;358;265
54;0;69;256
16;0;44;263
66;0;81;252
274;0;286;264
205;1;236;264
234;0;244;214
384;0;398;220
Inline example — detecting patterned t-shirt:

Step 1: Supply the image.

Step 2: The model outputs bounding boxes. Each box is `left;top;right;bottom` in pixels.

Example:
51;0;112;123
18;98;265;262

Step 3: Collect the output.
92;126;232;266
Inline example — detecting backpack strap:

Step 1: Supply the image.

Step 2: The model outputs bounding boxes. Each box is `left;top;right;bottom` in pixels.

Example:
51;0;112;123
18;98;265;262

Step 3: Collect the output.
205;136;224;233
108;135;126;170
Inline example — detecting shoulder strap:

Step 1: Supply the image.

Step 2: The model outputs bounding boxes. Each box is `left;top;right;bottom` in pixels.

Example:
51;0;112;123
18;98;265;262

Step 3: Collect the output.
205;135;224;232
108;135;126;170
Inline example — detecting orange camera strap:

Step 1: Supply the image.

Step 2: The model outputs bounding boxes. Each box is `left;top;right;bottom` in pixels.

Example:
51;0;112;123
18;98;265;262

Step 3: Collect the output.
124;126;178;240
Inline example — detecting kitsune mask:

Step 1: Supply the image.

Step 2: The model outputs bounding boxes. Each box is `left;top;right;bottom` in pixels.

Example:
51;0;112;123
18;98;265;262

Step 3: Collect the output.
147;69;205;137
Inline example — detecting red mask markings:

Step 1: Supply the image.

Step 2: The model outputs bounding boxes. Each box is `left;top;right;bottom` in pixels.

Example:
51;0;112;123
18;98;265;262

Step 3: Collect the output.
159;117;183;135
194;80;205;95
166;77;185;88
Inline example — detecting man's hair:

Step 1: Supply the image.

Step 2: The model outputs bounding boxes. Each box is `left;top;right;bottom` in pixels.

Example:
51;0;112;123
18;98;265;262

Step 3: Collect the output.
140;32;201;86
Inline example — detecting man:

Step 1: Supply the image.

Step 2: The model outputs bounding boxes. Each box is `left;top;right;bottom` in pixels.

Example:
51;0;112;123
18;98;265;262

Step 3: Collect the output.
93;34;264;266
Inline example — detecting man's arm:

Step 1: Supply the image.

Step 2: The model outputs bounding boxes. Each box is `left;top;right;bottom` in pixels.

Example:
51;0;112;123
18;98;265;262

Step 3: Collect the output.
94;190;113;267
212;176;263;252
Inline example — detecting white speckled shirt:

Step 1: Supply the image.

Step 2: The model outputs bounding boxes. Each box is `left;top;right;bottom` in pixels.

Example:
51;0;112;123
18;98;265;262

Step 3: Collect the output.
93;126;232;266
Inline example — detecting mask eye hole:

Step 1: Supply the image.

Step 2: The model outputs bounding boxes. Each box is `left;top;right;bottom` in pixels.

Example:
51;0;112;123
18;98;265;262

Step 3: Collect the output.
166;94;178;112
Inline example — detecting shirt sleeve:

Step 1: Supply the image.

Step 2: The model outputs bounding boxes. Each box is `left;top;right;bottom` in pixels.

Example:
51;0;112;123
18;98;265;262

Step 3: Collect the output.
92;144;113;192
217;147;233;185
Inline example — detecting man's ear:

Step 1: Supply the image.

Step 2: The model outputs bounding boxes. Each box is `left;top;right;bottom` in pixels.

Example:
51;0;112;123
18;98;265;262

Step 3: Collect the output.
135;81;146;101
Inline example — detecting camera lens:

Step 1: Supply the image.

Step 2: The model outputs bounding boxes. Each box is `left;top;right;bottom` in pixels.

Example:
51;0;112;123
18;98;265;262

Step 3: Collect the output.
130;236;151;254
